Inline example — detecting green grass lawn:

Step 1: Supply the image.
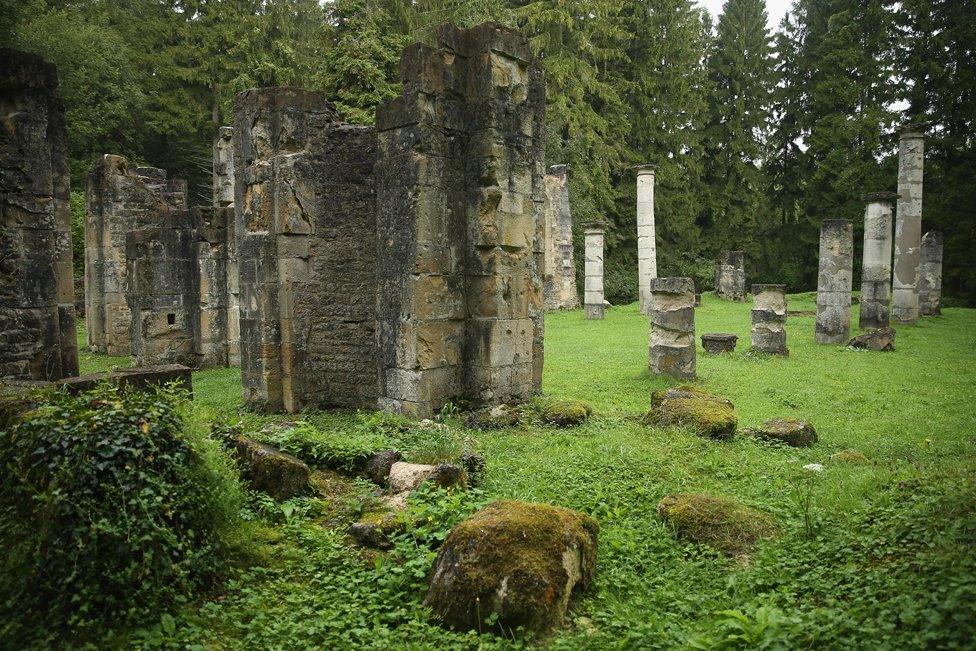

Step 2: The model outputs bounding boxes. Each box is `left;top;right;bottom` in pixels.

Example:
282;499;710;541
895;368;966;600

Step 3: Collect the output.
82;295;976;649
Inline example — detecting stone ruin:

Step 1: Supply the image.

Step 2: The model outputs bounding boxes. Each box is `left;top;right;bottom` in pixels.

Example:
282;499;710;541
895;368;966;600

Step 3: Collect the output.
85;154;238;367
648;277;696;380
918;230;943;316
0;49;79;380
814;219;853;344
236;23;547;417
859;192;897;329
542;165;579;310
212;126;241;365
635;164;658;314
714;250;746;301
891;124;925;324
583;224;605;320
751;284;788;355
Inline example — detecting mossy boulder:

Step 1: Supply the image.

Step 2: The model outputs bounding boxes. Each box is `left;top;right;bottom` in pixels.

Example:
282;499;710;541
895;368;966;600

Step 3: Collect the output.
745;419;818;447
349;511;404;549
233;436;310;500
541;399;593;427
466;404;520;430
830;449;872;465
658;493;776;556
425;500;599;635
643;386;738;439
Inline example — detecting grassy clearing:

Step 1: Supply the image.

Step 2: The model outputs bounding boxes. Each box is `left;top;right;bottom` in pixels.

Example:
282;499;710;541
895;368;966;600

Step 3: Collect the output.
76;295;976;649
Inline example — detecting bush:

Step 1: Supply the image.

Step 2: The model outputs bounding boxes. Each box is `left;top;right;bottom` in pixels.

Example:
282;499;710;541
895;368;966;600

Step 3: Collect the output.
0;385;244;643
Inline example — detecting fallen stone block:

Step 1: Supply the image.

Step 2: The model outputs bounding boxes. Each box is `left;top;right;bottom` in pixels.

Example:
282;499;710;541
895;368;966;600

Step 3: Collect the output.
848;327;895;351
744;419;818;447
364;449;403;486
465;404;520;430
541;399;592;427
643;385;738;440
700;333;738;355
233;436;310;500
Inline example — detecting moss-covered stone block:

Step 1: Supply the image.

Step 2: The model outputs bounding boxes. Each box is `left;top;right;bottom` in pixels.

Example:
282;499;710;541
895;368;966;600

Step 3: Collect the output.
425;500;599;635
643;385;737;439
658;493;776;556
830;449;872;464
745;419;818;447
465;404;521;430
541;399;592;427
233;435;310;500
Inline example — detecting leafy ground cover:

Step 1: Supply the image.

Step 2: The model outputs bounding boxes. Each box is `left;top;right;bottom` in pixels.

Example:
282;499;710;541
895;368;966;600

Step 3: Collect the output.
73;294;976;649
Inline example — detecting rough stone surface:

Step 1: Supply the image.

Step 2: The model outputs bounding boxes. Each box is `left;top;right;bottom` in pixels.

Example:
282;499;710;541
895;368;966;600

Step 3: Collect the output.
918;230;943;316
700;333;737;354
892;125;925;324
388;461;437;494
714;251;746;302
750;284;788;355
425;500;598;634
542;165;578;310
235;88;379;412
0;49;79;380
815;219;854;344
211;125;240;366
745;418;818;447
233;436;310;500
658;493;776;556
7;363;193;396
365;449;403;486
648;277;696;380
848;327;895;351
427;463;466;489
859;193;897;329
644;385;737;439
541;399;592;427
466;404;521;430
375;24;547;418
583;225;605;319
636;165;658;314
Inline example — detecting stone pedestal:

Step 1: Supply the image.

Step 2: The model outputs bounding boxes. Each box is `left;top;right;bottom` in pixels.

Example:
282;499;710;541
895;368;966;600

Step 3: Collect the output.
859;192;897;329
714;251;746;301
636;165;658;314
815;219;853;344
751;284;788;355
892;124;925;324
0;49;78;380
542;165;579;310
584;226;605;320
701;333;737;354
648;277;696;380
919;231;943;316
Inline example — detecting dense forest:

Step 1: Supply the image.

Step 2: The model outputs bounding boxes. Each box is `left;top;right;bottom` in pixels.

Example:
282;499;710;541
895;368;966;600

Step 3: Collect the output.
3;0;973;304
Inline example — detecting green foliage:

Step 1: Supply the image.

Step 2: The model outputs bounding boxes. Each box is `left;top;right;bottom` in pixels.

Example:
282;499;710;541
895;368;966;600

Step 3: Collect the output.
0;385;244;644
69;190;85;278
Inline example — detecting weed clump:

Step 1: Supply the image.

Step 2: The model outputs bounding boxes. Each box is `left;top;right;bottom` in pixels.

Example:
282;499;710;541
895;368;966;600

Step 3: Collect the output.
541;399;593;427
829;449;872;464
658;493;776;556
644;386;738;439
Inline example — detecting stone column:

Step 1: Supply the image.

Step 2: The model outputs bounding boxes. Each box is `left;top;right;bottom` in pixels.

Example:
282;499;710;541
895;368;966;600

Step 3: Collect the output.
542;165;579;310
714;251;746;301
750;284;788;355
859;192;897;329
636;165;658;314
919;230;943;316
814;219;853;344
648;277;696;380
0;49;78;380
891;123;925;324
584;225;605;320
212;126;240;366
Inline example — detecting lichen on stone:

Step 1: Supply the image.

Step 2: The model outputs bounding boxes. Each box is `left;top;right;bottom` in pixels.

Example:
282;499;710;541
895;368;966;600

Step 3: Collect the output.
643;385;738;439
541;399;592;427
745;418;818;447
658;493;776;557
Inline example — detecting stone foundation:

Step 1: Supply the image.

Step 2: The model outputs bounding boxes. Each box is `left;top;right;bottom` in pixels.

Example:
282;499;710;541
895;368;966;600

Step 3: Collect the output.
583;226;605;320
751;284;788;355
0;49;79;380
542;165;579;310
814;219;853;344
919;230;943;316
648;277;695;379
714;250;746;301
701;333;737;354
859;192;897;329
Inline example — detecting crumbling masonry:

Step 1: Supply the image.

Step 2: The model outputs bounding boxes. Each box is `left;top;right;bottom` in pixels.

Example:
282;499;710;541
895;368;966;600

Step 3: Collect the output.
0;49;78;380
814;219;853;344
583;225;605;320
714;251;746;301
918;230;943;316
648;277;696;380
542;165;578;310
859;192;897;330
211;126;241;365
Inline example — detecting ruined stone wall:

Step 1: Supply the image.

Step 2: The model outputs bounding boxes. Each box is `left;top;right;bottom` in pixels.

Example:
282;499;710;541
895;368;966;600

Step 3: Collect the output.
213;126;240;365
542;165;578;310
235;88;379;412
196;205;237;367
85;155;187;356
714;251;746;301
0;49;78;380
375;23;546;418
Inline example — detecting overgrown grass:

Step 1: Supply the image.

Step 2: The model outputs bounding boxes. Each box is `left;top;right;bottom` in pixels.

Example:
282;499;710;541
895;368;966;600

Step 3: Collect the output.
75;295;976;649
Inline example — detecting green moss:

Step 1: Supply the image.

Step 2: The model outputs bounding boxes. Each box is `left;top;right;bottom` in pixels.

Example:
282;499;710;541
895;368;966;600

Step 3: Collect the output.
425;500;599;634
465;404;521;430
746;419;818;447
658;493;776;557
644;385;738;439
830;449;872;465
234;437;310;500
541;399;593;427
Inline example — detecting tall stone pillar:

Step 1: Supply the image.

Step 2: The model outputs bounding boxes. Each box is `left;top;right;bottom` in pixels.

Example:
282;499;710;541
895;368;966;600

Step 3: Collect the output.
750;284;788;355
891;123;925;324
636;165;658;314
583;225;605;320
859;192;897;329
542;165;579;310
714;250;746;301
919;230;943;316
212;126;240;366
648;277;696;380
814;219;853;344
0;49;78;379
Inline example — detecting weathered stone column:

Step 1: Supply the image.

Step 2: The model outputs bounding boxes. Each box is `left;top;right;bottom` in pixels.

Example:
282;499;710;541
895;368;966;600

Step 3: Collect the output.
648;277;696;380
750;284;788;355
211;126;240;366
636;164;658;314
892;123;925;324
583;225;605;320
714;251;746;301
859;192;897;329
0;49;78;379
814;219;853;344
542;165;579;310
919;230;943;316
